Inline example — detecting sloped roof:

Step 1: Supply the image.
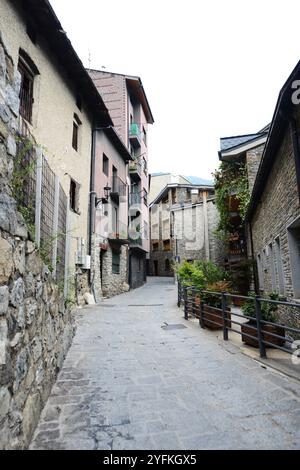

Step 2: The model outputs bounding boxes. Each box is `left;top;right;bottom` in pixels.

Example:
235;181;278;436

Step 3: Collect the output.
185;176;213;186
220;133;267;151
15;0;112;127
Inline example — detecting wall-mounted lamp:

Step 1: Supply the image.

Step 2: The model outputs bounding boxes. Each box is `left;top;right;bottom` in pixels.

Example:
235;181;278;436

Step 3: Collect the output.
95;185;111;207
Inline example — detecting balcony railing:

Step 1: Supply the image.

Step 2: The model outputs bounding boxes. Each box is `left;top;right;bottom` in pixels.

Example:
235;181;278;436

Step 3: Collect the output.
129;160;142;180
128;232;143;247
108;220;128;243
129;192;142;205
110;175;127;202
129;123;141;148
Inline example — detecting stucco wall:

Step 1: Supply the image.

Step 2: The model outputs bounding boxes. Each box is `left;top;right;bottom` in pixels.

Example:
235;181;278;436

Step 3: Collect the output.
0;0;93;273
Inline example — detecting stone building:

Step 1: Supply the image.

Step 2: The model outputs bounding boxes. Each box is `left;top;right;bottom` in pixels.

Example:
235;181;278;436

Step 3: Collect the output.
246;61;300;313
91;127;132;299
0;0;112;304
217;127;269;293
88;69;154;289
148;183;222;276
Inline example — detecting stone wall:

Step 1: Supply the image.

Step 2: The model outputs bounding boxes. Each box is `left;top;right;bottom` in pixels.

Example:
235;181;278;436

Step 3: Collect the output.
251;114;300;327
246;145;264;194
101;243;129;298
0;33;75;449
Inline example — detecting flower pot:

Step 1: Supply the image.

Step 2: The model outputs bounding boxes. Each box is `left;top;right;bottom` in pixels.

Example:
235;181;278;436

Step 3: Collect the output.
232;297;246;307
241;321;285;348
202;305;231;330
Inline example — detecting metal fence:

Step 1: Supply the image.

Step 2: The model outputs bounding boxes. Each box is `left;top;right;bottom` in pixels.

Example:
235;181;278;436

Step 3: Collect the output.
15;137;68;292
177;280;300;360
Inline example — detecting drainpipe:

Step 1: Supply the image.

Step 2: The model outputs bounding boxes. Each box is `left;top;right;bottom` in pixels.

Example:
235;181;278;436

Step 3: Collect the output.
290;117;300;204
88;127;97;286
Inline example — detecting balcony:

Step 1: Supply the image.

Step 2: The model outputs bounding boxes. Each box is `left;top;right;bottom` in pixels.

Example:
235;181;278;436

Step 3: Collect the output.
129;160;142;181
129;192;142;206
108;220;128;245
128;230;143;250
110;175;127;203
129;123;141;148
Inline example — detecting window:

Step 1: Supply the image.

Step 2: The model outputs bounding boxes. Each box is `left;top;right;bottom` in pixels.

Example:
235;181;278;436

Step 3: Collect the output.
269;243;276;291
287;218;300;298
72;114;81;151
152;242;159;252
18;52;37;123
165;259;171;271
144;221;148;240
69;178;80;213
112;250;120;274
163;239;171;251
142;126;147;146
103;154;109;176
257;254;264;290
143;189;148;206
274;237;285;295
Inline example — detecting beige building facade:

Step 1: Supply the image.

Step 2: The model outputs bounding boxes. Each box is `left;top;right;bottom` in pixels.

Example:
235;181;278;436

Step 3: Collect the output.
0;0;111;298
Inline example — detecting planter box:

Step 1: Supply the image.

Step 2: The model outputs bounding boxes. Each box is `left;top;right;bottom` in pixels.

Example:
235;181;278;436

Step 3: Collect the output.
202;305;231;330
232;297;246;307
241;321;285;348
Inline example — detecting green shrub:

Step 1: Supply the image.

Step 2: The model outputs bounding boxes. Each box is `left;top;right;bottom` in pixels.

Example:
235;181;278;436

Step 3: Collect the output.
193;260;226;284
242;292;286;323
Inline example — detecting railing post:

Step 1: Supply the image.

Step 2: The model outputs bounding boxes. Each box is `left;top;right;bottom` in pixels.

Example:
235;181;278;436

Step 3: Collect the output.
255;296;267;358
222;292;228;341
51;175;60;276
35;147;43;248
199;290;205;329
184;286;188;320
191;286;195;317
177;279;181;307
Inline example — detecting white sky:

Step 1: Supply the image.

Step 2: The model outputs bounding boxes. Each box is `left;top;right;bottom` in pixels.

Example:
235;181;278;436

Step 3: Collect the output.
51;0;300;179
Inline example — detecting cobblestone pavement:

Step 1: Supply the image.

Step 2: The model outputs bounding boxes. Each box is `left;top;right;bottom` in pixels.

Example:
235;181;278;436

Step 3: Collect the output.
30;277;300;450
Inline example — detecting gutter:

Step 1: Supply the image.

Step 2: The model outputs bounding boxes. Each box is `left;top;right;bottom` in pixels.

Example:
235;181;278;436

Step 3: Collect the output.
88;127;97;286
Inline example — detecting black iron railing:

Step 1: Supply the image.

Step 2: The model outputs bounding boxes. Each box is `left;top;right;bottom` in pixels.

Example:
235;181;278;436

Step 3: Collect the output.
177;280;300;360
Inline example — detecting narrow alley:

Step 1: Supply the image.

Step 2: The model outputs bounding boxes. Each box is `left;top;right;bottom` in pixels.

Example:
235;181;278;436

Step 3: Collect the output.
30;278;300;450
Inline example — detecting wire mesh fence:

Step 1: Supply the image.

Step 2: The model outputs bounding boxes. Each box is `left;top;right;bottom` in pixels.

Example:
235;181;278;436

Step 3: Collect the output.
14;135;68;292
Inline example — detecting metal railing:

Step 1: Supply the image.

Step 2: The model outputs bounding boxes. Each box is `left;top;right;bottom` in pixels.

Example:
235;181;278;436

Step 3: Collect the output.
177;280;300;359
111;175;127;197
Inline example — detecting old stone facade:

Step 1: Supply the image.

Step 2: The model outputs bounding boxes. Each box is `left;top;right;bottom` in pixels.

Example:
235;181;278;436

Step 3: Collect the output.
91;234;129;299
0;33;75;449
149;184;223;276
250;127;300;299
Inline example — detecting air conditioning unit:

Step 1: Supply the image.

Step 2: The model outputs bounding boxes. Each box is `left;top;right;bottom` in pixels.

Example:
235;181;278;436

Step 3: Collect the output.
82;255;91;270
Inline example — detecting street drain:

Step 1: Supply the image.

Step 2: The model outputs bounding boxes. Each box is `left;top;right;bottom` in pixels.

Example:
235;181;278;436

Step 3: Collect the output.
161;324;187;330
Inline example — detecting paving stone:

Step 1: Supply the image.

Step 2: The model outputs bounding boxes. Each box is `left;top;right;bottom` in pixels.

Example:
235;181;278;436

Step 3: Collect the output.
30;278;300;450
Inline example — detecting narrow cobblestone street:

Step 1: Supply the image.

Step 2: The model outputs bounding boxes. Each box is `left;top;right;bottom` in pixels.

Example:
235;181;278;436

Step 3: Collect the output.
30;278;300;450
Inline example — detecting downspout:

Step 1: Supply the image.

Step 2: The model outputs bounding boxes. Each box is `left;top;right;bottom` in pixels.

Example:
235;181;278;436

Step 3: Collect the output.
88;127;97;286
290;117;300;204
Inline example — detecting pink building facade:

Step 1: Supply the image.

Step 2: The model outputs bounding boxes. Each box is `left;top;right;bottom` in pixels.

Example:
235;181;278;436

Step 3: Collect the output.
89;70;154;289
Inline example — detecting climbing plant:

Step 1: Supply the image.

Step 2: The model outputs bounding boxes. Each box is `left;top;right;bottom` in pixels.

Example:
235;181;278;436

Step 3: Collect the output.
213;161;250;239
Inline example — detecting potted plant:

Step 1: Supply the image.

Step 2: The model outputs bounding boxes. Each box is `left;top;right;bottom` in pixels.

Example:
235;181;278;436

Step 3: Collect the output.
241;293;286;347
201;280;232;330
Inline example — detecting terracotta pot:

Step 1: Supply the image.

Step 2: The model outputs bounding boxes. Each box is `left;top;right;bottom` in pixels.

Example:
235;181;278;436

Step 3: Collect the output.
202;305;231;330
241;321;285;348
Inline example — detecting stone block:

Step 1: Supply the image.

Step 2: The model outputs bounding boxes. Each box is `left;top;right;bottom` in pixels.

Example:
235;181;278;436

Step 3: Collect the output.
0;386;11;423
0;318;8;365
0;237;13;284
0;286;9;315
10;277;24;307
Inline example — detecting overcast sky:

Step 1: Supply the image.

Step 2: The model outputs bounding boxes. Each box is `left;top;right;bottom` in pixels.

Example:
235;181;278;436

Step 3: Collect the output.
51;0;300;180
